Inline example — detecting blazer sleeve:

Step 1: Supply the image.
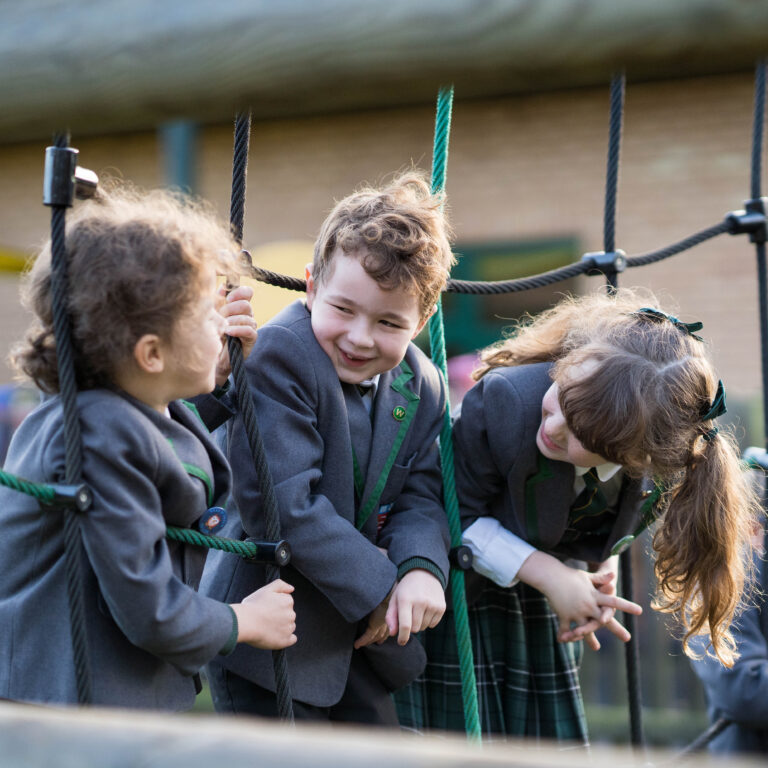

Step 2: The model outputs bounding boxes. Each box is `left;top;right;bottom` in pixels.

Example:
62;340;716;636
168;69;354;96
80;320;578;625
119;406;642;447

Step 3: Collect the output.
63;402;234;676
691;559;768;726
232;325;397;623
376;366;450;586
452;371;527;530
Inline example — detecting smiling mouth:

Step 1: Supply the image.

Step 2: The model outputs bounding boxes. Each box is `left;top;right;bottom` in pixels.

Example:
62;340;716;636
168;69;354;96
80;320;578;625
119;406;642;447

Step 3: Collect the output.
339;349;373;367
539;426;562;453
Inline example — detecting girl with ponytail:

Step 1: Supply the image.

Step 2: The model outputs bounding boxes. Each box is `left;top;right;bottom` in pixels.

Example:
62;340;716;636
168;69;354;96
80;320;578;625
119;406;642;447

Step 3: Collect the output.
398;287;760;744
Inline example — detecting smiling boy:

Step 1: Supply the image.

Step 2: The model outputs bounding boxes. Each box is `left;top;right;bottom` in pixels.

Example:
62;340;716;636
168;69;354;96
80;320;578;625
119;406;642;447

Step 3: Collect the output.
201;171;454;724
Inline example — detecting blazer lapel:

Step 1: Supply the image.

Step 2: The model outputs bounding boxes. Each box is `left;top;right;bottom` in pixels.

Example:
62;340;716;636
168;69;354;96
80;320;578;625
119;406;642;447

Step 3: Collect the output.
523;453;573;550
342;383;373;499
357;359;420;533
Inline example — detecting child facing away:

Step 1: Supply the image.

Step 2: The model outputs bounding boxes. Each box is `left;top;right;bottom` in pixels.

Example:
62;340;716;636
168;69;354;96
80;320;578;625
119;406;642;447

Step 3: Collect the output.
396;288;760;744
0;185;296;709
198;170;453;725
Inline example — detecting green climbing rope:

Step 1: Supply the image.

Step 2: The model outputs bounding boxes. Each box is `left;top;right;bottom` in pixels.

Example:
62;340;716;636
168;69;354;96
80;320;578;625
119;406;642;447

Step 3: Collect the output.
0;468;56;504
0;467;267;561
427;85;482;743
166;525;268;560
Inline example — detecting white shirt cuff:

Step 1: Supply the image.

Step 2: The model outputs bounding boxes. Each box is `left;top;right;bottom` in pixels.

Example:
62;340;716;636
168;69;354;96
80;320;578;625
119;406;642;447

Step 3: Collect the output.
462;517;537;587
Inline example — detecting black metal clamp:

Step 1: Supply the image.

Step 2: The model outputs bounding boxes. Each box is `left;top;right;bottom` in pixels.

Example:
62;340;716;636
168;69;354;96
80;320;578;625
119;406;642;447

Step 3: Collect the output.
43;146;99;208
245;539;292;567
45;483;93;513
449;545;473;571
726;198;767;244
580;249;627;277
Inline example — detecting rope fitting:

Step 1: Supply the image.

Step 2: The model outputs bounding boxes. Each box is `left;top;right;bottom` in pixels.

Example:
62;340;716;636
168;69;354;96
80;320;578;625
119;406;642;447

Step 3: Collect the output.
449;545;473;571
46;483;93;512
244;539;292;567
726;198;767;244
580;250;627;277
43;146;99;207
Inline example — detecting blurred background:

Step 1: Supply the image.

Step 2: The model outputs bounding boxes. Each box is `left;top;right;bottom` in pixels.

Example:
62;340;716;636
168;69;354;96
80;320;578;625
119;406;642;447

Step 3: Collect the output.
2;0;768;748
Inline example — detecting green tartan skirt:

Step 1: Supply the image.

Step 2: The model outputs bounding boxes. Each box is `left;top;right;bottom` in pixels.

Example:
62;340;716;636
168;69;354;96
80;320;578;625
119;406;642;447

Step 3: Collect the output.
394;581;588;745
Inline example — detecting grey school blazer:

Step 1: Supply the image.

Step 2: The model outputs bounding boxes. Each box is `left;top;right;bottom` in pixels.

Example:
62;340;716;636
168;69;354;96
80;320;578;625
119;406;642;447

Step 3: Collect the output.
0;390;235;709
200;300;450;707
454;362;660;566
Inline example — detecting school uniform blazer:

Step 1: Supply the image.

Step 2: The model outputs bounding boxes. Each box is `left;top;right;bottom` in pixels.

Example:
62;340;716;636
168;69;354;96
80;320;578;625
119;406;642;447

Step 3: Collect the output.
199;299;450;707
690;549;768;755
453;362;658;566
0;389;235;709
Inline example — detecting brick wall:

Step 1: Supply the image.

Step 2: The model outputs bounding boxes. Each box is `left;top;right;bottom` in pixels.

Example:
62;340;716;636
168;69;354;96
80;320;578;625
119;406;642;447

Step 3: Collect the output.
0;72;761;406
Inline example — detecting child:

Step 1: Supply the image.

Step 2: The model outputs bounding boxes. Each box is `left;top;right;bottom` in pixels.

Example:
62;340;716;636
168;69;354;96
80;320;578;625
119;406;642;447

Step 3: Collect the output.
0;185;296;709
397;288;759;743
200;171;453;725
689;517;768;755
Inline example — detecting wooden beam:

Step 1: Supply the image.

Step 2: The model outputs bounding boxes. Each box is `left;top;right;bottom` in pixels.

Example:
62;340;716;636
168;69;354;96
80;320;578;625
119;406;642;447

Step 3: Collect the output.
2;0;768;143
0;700;749;767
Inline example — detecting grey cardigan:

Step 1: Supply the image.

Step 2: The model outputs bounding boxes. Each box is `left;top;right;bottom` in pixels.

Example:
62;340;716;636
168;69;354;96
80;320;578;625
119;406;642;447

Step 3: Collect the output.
200;300;450;706
0;390;235;709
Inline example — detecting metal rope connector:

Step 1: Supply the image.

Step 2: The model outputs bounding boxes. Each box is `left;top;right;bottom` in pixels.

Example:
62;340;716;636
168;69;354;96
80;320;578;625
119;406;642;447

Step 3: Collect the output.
449;545;473;571
580;249;627;277
45;483;93;513
726;198;767;244
243;539;292;567
43;146;99;207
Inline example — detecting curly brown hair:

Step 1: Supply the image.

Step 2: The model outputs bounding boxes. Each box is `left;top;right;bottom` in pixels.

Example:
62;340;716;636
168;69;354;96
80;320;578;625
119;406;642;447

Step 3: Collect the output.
476;287;761;667
312;170;454;320
12;182;241;393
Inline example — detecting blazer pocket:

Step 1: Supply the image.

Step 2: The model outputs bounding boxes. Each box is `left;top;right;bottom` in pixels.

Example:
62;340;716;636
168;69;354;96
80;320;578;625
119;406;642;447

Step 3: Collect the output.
379;452;417;505
362;635;427;692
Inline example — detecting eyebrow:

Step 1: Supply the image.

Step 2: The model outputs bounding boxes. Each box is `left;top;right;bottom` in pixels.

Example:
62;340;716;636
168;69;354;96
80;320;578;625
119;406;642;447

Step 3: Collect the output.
326;294;411;326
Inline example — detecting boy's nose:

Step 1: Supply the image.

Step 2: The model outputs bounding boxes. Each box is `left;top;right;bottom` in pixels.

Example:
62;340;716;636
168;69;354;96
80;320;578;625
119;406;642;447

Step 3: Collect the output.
346;318;374;348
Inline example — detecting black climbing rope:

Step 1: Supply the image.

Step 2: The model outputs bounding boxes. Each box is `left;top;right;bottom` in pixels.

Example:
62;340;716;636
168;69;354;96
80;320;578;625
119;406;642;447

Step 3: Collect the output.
227;112;295;723
45;133;93;705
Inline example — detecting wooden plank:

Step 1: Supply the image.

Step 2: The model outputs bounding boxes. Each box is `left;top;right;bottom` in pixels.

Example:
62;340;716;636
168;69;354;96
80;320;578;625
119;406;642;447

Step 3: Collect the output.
1;0;768;143
0;700;759;767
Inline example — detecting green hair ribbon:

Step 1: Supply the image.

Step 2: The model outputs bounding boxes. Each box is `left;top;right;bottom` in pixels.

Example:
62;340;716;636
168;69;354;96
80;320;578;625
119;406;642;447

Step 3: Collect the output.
634;307;704;342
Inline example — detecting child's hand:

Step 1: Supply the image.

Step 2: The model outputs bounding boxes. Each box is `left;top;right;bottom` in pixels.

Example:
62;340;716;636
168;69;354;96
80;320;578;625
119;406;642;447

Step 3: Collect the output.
558;568;637;649
231;579;297;650
519;551;641;649
353;590;393;649
215;284;258;385
385;569;446;646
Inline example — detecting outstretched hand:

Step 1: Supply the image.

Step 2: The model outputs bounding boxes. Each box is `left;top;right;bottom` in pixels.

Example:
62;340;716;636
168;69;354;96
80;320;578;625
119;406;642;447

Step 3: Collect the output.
215;284;258;385
518;551;642;652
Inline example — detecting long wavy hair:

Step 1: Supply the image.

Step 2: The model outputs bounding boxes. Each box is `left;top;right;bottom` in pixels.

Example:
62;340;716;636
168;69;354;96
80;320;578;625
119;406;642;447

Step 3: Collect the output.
476;288;761;666
12;182;241;393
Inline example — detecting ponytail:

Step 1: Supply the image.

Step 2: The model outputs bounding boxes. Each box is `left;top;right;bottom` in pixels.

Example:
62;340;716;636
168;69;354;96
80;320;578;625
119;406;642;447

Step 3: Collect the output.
652;429;760;666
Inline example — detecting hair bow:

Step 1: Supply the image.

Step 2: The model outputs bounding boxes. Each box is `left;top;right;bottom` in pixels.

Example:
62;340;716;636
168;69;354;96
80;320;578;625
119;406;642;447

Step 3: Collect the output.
701;379;727;422
633;307;704;342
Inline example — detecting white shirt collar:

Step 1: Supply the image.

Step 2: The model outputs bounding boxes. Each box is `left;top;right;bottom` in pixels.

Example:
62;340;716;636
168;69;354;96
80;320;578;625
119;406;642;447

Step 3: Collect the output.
359;374;380;398
574;461;622;482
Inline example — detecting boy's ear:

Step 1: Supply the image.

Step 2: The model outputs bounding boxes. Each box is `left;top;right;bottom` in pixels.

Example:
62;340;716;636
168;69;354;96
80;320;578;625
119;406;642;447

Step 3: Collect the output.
411;304;438;339
305;263;316;309
133;334;165;374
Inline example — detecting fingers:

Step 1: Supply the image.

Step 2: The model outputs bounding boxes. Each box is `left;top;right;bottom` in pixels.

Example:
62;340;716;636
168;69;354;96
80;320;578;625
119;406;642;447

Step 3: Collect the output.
585;632;601;652
354;625;385;649
270;579;294;594
603;617;632;643
598;594;643;615
385;599;398;637
397;600;414;646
